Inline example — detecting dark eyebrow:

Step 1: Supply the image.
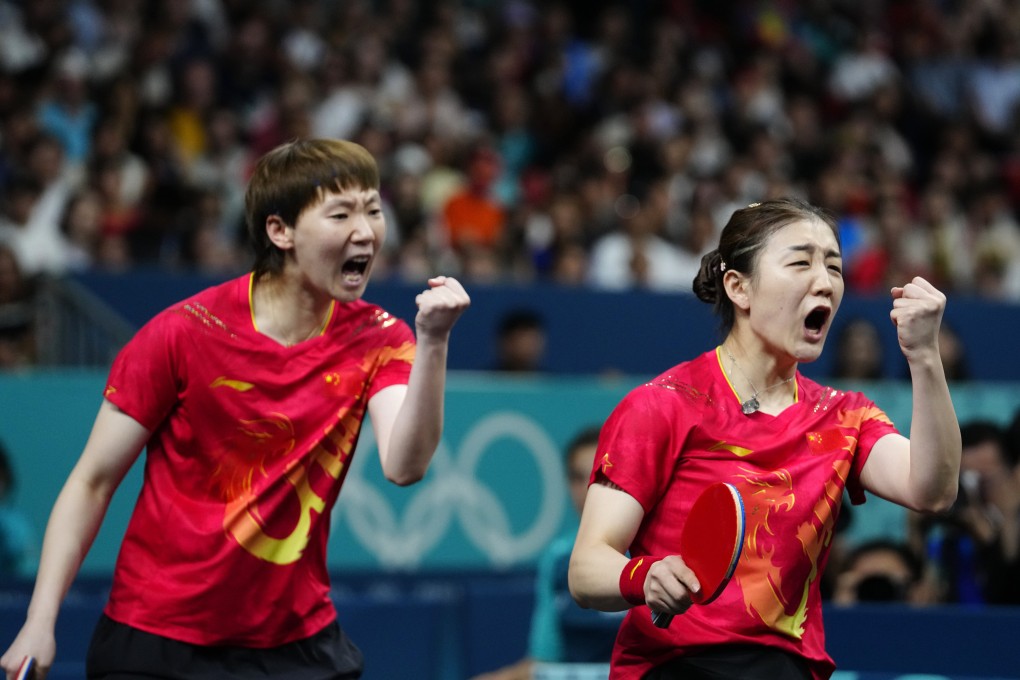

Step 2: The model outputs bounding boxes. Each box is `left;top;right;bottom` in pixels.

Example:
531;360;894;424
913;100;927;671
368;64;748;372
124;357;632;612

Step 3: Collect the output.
787;244;842;259
322;191;381;210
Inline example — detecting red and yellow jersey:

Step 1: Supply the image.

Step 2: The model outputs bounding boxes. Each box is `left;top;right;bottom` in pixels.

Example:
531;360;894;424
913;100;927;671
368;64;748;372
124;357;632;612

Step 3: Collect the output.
594;349;898;679
102;273;414;647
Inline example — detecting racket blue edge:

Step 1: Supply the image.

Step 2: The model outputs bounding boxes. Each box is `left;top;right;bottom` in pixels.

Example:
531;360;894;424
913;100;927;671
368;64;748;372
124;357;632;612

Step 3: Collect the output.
719;482;746;587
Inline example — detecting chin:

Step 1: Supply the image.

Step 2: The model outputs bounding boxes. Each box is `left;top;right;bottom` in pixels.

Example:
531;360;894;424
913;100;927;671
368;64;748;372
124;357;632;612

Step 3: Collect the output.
794;343;826;364
332;285;367;303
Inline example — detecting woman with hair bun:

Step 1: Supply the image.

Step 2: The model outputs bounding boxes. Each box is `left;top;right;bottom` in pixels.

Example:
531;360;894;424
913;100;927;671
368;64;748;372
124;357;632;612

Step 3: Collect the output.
568;197;961;679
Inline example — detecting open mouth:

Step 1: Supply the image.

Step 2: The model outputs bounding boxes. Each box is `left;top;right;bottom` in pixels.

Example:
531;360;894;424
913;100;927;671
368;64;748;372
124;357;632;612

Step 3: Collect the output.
342;255;370;283
805;306;831;334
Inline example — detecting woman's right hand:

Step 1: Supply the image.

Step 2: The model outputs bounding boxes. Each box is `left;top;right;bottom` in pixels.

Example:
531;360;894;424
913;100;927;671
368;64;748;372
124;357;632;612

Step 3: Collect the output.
644;554;701;618
1;623;55;680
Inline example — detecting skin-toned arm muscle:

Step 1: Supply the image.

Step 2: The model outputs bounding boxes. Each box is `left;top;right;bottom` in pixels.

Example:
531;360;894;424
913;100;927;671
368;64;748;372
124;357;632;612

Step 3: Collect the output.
569;483;644;611
369;276;469;486
1;400;150;679
568;483;702;617
860;277;961;513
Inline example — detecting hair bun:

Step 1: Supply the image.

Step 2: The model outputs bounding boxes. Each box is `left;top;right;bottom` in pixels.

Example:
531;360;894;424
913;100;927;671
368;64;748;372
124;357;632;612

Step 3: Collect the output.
693;250;722;303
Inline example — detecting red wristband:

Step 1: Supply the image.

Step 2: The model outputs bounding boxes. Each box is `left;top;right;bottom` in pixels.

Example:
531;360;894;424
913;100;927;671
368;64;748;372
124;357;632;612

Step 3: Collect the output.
619;555;661;606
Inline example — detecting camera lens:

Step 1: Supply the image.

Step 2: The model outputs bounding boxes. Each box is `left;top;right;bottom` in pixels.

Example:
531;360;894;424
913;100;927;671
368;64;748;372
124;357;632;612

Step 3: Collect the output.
855;574;906;602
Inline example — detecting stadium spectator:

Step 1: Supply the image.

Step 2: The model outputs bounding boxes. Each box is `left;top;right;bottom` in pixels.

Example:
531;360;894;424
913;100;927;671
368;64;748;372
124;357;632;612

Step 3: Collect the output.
0;243;35;368
830;317;885;381
830;539;934;606
912;420;1020;605
0;0;1017;300
469;425;622;679
493;308;547;374
0;437;36;579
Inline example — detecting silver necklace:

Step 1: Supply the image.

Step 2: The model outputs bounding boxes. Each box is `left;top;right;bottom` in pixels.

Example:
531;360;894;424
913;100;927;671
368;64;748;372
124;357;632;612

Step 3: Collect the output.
723;345;795;415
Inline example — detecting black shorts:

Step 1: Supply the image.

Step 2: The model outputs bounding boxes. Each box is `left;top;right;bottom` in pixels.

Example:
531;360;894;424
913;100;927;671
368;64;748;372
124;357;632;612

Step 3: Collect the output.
644;644;813;680
85;614;364;680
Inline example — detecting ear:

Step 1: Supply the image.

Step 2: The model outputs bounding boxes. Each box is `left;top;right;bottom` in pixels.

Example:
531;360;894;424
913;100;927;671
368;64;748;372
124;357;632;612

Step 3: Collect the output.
265;214;294;251
722;269;751;311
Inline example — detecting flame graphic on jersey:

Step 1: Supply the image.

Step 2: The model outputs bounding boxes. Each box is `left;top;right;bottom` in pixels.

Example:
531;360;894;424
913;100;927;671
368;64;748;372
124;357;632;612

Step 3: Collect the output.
219;339;413;566
211;413;296;501
730;411;866;639
223;405;364;565
358;341;415;372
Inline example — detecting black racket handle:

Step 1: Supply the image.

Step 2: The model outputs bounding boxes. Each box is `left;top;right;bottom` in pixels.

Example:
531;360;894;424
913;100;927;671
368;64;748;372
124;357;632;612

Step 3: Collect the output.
651;610;673;628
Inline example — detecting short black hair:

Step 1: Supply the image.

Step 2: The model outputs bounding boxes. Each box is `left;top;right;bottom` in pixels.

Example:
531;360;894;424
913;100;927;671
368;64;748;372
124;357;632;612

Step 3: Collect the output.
565;425;601;463
1004;409;1020;468
498;309;545;336
960;420;1005;456
0;438;12;498
844;539;924;583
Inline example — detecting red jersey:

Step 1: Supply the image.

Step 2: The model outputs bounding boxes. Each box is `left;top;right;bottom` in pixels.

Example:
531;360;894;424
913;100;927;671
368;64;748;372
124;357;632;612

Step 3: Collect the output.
102;274;414;647
594;349;898;679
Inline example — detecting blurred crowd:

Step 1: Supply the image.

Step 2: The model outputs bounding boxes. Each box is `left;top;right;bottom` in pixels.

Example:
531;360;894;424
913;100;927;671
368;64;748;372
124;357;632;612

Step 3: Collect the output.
3;3;1020;654
825;411;1020;608
1;0;1020;298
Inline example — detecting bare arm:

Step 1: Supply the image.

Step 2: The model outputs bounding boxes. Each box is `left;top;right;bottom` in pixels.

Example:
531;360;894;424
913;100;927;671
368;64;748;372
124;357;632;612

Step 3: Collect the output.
568;483;702;617
369;276;469;485
1;400;149;679
860;277;961;513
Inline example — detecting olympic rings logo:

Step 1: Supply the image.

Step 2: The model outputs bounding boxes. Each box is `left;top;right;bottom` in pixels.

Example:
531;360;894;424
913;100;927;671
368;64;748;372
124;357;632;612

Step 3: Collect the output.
334;411;567;568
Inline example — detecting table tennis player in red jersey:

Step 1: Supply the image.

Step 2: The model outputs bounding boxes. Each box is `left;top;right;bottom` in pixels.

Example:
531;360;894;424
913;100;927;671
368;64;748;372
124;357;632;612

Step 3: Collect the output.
568;197;961;680
0;138;470;680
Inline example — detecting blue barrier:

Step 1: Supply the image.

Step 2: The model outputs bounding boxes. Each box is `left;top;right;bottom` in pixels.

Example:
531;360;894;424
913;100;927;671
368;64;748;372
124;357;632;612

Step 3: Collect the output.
2;573;1019;679
72;271;1020;381
825;604;1020;678
4;372;1020;577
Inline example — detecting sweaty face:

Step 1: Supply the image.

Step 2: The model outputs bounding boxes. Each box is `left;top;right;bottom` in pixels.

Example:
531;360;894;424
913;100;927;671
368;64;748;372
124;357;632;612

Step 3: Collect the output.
745;218;844;363
288;187;386;302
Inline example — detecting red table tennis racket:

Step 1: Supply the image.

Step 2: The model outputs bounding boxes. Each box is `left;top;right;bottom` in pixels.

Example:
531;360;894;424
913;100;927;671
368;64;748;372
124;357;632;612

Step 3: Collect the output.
651;481;746;628
15;656;36;680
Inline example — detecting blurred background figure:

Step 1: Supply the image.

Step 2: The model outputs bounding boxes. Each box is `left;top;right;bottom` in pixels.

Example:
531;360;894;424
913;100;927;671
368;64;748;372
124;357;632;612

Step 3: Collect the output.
470;425;622;679
910;420;1020;605
440;144;506;279
493;308;548;373
0;244;36;369
937;322;969;382
830;539;933;606
0;438;36;579
830;317;885;381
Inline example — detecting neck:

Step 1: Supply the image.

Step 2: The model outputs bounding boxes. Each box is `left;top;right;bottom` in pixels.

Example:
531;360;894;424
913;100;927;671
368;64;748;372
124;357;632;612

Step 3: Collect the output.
721;341;797;415
252;273;333;347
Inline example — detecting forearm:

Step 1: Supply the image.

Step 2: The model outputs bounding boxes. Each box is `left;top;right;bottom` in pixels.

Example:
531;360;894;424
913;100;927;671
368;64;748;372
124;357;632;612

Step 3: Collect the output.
25;475;114;628
906;352;961;512
381;335;449;485
568;483;647;611
568;541;633;611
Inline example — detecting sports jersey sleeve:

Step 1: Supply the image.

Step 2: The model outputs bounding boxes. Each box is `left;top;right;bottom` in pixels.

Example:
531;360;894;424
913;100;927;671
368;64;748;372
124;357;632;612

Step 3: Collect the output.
104;312;182;432
364;315;415;399
845;395;899;504
593;385;695;514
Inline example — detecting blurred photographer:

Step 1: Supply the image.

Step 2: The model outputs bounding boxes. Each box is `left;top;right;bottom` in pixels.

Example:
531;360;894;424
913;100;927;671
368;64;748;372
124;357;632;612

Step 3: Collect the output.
911;420;1020;604
831;539;933;606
